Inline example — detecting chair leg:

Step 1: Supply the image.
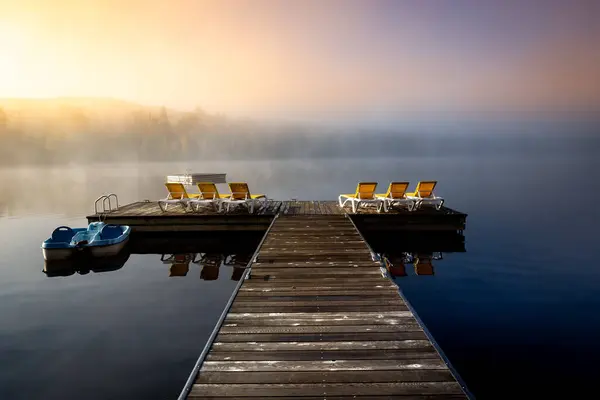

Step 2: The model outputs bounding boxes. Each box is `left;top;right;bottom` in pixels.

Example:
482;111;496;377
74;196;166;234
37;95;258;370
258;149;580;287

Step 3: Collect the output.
436;199;444;210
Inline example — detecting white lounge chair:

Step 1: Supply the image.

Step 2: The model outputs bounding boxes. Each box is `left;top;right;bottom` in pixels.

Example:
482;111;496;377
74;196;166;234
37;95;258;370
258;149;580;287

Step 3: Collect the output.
158;183;201;212
338;182;381;213
221;182;267;214
194;182;231;212
375;182;416;212
405;181;444;210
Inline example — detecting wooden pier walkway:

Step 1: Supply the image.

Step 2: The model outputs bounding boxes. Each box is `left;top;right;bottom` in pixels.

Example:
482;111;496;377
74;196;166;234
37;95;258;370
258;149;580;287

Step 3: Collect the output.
183;214;468;399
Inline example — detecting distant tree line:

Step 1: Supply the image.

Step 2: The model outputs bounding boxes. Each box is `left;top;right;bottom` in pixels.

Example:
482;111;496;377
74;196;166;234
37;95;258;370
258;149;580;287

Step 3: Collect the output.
0;103;597;166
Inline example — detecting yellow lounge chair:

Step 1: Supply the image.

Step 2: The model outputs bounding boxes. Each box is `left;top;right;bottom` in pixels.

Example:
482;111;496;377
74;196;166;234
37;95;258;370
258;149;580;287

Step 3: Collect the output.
158;183;201;212
405;181;444;210
338;182;381;213
375;182;416;212
195;182;231;212
221;182;267;214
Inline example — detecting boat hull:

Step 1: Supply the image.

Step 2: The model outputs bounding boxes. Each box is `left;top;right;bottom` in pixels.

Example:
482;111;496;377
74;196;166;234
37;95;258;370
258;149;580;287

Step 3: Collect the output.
42;237;129;261
42;247;80;261
88;236;129;257
43;250;131;277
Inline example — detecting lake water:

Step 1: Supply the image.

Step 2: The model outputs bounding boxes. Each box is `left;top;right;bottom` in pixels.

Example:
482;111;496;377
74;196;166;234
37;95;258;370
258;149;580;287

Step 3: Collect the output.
1;145;599;398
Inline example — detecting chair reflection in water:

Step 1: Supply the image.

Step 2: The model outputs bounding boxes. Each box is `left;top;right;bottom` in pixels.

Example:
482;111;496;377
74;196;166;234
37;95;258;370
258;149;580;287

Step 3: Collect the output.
382;252;443;277
161;253;197;277
413;252;442;276
160;253;251;280
223;253;252;281
194;253;223;280
383;254;408;277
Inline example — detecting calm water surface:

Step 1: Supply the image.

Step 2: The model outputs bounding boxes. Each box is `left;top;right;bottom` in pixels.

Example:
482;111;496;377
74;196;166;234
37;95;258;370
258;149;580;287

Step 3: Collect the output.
1;150;599;398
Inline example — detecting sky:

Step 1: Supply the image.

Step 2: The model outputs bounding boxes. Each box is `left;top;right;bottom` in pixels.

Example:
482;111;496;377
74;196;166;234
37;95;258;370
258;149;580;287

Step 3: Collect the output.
1;0;599;122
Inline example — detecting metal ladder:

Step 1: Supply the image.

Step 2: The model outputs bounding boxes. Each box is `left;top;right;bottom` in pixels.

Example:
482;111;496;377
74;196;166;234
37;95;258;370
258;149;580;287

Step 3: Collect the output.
94;193;119;214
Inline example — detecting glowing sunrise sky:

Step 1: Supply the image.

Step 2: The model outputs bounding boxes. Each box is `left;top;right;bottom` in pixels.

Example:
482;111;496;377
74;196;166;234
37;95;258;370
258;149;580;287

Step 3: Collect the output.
1;0;599;120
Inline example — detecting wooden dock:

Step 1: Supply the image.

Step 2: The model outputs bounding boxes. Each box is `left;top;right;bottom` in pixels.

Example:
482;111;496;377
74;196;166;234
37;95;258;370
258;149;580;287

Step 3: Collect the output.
87;200;467;233
181;215;468;399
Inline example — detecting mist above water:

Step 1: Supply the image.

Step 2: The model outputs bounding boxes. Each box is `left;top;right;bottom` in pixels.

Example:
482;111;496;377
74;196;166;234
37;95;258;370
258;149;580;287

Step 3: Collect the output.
0;99;598;167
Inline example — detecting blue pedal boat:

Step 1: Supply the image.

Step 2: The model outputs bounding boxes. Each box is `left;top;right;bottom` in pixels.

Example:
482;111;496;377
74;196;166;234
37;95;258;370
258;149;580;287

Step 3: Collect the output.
42;222;131;261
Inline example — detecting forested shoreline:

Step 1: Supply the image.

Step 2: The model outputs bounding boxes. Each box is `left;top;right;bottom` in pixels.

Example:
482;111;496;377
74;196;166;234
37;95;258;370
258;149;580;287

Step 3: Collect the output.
0;98;597;165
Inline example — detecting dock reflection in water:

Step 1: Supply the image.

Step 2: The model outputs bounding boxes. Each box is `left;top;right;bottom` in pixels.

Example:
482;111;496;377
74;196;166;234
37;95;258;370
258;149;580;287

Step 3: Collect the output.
43;230;464;281
43;231;259;281
45;250;252;281
367;230;465;279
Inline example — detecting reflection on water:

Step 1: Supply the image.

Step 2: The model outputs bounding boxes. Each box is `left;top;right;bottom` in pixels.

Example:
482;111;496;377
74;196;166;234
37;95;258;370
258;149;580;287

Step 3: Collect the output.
43;229;458;281
41;228;259;283
42;228;461;282
162;253;194;277
162;253;250;281
414;254;438;276
382;252;444;277
44;246;253;282
43;251;131;277
370;229;464;280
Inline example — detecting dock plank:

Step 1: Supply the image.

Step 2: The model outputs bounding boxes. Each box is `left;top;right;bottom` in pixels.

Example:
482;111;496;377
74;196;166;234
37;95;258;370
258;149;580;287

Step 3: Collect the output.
215;332;427;342
211;340;434;351
222;317;414;327
182;215;467;399
206;349;439;361
190;396;465;400
236;290;400;296
218;324;422;334
238;285;397;292
196;369;452;382
201;359;448;372
189;382;463;397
